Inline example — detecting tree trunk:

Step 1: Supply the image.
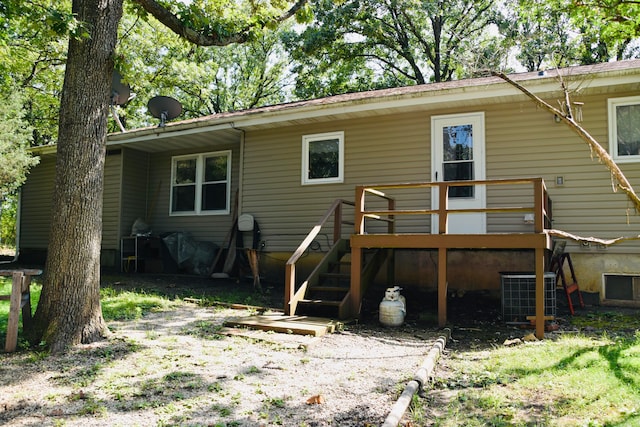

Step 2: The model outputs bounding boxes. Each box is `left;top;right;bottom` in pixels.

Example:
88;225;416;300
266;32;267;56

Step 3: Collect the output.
30;0;123;353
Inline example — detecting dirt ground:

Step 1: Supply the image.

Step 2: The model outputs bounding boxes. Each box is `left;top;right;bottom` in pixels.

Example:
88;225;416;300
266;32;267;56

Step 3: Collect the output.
0;273;448;426
1;272;637;426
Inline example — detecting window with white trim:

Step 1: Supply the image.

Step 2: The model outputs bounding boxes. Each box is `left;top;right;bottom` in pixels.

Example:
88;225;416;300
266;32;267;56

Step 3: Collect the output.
609;96;640;162
170;151;231;215
302;131;344;185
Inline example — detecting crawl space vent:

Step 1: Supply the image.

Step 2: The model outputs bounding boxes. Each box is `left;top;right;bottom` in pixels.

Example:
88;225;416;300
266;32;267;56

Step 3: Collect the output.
604;274;640;301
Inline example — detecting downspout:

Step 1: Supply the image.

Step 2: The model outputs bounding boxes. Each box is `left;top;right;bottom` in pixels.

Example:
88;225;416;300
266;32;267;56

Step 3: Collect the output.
0;189;22;265
231;123;245;216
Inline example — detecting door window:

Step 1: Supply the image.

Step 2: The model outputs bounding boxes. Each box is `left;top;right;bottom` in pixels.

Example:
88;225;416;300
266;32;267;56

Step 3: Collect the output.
442;124;474;198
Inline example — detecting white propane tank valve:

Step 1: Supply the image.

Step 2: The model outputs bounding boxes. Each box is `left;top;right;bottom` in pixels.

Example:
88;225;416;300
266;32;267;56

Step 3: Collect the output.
379;286;406;327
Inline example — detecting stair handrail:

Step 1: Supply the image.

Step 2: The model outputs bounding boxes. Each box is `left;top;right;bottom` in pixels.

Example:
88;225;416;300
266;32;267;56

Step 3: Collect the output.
285;199;354;315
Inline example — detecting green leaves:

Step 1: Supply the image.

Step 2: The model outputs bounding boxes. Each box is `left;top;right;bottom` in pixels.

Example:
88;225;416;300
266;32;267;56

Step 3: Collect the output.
285;0;502;99
0;90;39;198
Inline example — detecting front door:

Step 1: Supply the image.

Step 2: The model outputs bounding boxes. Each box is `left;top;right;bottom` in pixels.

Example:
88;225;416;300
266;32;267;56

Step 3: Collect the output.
431;112;486;234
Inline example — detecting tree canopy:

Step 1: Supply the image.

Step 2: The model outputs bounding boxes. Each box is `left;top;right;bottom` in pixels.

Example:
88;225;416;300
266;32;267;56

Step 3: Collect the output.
283;0;504;99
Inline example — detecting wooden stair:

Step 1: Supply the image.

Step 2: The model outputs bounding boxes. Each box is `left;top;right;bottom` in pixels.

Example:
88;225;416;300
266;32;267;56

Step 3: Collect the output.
294;241;391;319
297;245;352;318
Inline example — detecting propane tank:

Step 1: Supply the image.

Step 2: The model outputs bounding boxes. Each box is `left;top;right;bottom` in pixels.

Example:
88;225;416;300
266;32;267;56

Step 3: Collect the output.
379;286;406;327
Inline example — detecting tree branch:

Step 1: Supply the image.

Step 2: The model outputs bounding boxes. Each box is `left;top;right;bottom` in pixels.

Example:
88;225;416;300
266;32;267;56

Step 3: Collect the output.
134;0;307;46
492;71;640;215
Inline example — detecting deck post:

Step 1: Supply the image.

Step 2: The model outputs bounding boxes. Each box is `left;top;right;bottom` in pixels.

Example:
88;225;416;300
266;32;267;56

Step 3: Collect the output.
5;272;24;352
284;264;295;315
350;247;363;317
533;178;544;233
535;247;545;339
333;202;342;243
438;183;448;234
438;247;447;327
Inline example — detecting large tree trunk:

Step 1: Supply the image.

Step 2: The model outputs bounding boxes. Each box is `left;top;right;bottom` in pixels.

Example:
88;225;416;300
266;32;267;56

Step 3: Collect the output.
30;0;123;353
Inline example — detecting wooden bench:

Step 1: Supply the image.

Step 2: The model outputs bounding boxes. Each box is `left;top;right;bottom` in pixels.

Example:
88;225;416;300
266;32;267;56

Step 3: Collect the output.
0;269;43;352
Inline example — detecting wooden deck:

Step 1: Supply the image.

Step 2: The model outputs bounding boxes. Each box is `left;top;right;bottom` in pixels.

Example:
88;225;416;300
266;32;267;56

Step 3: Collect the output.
286;178;555;340
350;232;553;339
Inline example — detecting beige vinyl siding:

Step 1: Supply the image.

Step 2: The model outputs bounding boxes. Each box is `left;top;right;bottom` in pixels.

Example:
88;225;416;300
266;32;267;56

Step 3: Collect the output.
486;91;640;253
143;143;240;246
241;112;432;252
20;151;124;252
102;151;123;250
119;148;149;239
241;88;640;254
19;155;55;248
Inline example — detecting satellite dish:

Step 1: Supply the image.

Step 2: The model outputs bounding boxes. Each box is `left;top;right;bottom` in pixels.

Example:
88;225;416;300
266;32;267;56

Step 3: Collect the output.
111;71;131;106
147;96;183;127
110;70;131;132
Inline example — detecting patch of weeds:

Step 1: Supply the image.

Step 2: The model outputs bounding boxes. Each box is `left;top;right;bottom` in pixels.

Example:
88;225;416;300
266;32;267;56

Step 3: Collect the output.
68;392;107;417
183;320;225;340
24;350;49;363
231;392;242;405
155;401;181;416
52;363;102;388
130;399;163;410
208;382;224;393
163;371;203;391
408;394;427;425
212;404;232;417
265;396;286;408
78;398;107;416
245;365;261;375
45;393;60;402
100;288;181;321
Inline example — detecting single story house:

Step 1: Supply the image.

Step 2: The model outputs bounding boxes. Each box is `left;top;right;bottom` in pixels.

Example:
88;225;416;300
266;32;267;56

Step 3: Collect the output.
19;60;640;320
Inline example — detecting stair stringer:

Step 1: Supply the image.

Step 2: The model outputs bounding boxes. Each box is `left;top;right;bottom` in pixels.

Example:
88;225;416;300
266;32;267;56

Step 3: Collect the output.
290;239;349;316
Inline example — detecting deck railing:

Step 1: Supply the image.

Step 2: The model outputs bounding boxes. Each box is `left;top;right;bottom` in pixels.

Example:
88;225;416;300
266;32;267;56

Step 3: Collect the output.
355;177;552;235
284;199;354;315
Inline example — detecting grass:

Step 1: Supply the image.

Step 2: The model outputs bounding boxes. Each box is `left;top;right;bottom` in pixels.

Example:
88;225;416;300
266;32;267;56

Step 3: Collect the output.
3;275;640;425
416;330;640;426
0;276;184;346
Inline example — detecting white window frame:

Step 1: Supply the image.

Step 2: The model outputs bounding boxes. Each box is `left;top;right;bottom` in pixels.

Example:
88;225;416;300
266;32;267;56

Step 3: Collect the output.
169;150;231;216
301;131;345;185
608;96;640;163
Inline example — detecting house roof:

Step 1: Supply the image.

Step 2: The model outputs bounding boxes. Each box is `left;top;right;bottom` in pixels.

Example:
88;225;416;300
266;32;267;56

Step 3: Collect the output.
105;59;640;151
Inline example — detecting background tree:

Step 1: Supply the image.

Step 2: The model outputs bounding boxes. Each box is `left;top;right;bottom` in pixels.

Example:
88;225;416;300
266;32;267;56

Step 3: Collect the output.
500;0;578;71
0;88;39;249
112;14;293;131
500;0;640;71
568;0;640;62
9;0;308;353
0;90;39;198
0;1;70;146
284;0;504;98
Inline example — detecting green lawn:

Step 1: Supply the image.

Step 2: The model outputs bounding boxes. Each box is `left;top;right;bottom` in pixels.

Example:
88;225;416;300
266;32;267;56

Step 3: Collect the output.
2;276;640;426
0;276;183;348
414;318;640;426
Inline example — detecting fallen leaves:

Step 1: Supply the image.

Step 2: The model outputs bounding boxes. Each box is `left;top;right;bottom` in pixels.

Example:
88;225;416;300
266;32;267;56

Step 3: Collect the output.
306;394;325;405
